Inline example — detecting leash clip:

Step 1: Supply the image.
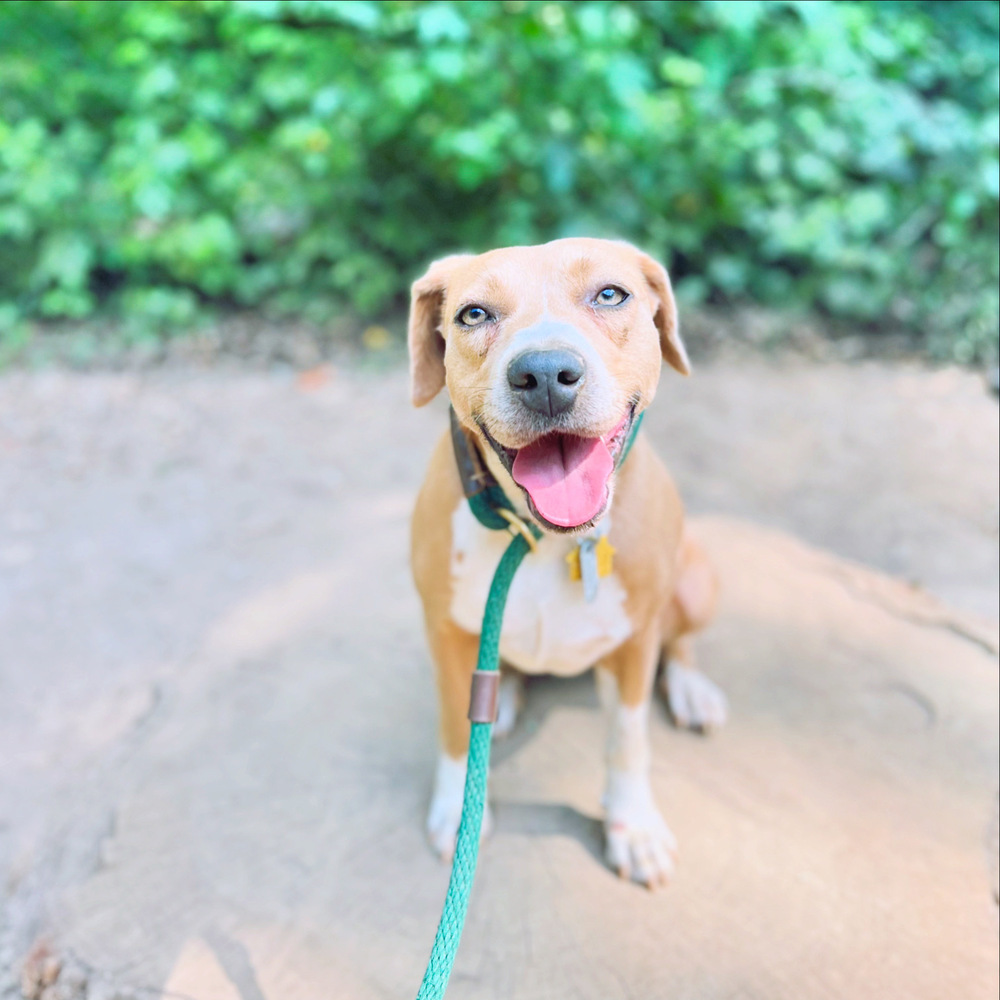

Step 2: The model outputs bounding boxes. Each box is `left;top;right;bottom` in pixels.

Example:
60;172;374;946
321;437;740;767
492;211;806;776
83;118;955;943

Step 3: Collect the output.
496;508;539;553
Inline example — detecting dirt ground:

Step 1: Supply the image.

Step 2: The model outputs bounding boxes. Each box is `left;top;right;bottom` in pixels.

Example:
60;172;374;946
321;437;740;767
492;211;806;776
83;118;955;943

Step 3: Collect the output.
0;349;997;999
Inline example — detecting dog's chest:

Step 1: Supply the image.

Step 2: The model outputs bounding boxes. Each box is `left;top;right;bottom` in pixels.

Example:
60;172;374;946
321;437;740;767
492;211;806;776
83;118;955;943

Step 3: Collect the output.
448;501;633;676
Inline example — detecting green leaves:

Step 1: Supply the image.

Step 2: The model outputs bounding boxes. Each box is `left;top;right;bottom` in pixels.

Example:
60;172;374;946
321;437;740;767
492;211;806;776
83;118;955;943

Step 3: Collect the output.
0;0;996;362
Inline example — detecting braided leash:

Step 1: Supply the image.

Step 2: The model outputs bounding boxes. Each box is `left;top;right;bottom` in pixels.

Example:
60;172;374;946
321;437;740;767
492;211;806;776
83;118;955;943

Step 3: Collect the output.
415;409;643;999
415;522;536;999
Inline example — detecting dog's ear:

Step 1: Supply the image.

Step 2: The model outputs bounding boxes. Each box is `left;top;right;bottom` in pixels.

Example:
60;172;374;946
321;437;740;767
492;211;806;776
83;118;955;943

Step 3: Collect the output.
636;252;690;376
408;255;473;407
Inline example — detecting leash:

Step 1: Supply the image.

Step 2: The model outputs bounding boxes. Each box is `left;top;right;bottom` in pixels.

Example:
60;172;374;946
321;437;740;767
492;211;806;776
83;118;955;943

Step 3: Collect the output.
415;408;643;999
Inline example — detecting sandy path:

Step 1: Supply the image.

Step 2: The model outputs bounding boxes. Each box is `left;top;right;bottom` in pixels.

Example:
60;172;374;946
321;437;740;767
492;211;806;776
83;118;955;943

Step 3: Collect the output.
0;356;996;999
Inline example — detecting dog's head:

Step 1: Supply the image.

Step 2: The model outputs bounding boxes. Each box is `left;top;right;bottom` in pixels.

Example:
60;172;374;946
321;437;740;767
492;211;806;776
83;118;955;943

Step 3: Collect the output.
408;238;688;533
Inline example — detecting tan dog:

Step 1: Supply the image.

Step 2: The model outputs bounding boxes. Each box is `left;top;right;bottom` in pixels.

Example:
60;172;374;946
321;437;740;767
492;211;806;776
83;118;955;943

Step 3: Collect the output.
408;238;725;888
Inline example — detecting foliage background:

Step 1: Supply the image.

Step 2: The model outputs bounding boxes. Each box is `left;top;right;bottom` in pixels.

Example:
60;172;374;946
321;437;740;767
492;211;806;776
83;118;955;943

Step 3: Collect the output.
1;0;997;361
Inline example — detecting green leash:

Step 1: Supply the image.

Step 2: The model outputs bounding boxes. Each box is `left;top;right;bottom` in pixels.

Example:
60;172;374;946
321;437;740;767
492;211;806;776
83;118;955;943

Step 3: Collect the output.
415;410;644;1000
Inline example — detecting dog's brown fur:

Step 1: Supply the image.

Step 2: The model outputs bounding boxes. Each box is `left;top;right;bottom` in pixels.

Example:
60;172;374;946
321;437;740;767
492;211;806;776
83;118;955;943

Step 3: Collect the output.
409;238;720;886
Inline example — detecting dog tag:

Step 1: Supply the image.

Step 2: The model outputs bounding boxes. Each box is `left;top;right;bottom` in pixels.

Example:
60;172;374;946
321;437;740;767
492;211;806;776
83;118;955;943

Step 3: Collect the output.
566;533;616;603
579;538;600;602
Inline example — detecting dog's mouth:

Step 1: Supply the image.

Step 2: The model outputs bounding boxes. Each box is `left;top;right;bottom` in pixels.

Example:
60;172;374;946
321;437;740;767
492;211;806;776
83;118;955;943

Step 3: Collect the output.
477;406;636;531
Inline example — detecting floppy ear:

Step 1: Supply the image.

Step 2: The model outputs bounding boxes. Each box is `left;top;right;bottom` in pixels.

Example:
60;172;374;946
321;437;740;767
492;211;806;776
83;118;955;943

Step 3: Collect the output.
636;252;690;376
407;255;472;407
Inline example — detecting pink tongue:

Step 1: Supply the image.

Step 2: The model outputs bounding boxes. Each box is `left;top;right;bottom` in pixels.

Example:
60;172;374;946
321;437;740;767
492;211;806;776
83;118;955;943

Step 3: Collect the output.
511;434;613;527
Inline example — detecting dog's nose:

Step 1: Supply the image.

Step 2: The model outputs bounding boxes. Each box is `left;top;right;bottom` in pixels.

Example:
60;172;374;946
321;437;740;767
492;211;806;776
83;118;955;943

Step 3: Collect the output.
507;348;586;417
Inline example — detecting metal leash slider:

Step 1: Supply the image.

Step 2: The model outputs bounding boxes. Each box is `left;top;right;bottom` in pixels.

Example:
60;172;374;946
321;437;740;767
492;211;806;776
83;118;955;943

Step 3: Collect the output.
467;671;500;723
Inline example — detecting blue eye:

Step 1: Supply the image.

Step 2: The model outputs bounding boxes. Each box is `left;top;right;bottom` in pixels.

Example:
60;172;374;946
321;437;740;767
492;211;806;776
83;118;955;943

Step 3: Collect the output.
457;304;492;327
595;286;628;306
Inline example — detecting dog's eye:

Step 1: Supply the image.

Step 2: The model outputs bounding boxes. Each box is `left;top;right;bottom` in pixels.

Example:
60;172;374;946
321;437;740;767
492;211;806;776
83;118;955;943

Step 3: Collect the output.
456;304;492;327
594;286;629;306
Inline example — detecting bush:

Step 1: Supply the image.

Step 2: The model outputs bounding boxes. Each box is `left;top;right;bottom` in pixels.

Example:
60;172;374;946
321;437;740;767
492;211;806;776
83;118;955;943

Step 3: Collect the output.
0;0;997;361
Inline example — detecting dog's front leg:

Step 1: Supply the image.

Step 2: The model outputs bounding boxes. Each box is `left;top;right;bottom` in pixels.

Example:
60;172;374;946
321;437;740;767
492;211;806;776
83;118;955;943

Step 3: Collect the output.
424;618;492;861
598;627;677;888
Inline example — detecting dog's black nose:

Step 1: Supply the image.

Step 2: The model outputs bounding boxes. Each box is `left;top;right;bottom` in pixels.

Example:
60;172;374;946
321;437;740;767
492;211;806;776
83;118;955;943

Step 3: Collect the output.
507;348;586;417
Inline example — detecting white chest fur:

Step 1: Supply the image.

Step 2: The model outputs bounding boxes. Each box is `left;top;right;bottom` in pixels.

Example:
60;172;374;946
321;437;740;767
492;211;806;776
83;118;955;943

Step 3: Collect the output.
448;501;633;676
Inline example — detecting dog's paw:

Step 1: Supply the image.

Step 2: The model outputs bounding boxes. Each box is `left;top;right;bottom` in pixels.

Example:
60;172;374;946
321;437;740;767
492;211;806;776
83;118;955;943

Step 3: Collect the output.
603;770;677;889
426;753;492;861
492;673;523;740
662;661;728;733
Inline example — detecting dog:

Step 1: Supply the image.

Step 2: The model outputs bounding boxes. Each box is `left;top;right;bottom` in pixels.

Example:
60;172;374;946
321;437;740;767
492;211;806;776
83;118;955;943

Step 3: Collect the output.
408;238;726;888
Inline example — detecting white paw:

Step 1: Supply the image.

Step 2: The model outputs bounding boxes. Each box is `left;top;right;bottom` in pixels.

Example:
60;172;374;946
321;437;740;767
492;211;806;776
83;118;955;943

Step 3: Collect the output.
492;673;523;740
663;661;728;732
426;753;492;861
603;770;677;888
